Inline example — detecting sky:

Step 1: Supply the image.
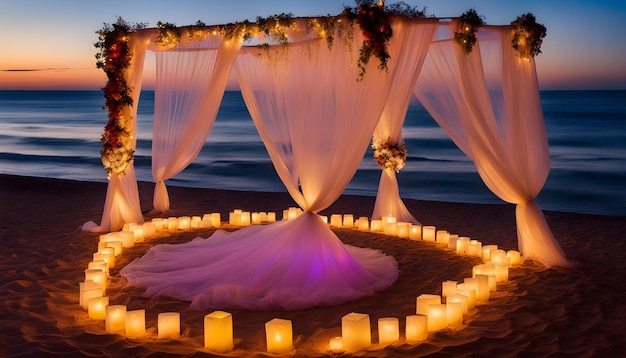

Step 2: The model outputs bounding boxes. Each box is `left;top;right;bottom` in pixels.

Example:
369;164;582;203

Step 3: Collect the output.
1;0;625;91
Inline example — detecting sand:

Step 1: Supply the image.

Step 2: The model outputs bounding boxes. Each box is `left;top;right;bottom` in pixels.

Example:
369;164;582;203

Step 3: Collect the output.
1;174;624;357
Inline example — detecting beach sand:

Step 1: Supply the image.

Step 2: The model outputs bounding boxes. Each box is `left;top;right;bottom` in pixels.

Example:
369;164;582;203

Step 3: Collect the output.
1;174;624;357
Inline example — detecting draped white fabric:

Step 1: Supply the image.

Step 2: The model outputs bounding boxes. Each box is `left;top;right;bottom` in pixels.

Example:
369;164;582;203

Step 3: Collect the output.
121;20;416;310
372;19;436;224
95;31;151;231
414;24;568;267
151;40;241;212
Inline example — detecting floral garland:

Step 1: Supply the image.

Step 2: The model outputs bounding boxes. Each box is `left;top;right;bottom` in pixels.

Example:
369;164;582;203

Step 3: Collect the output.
95;18;144;177
511;13;546;59
344;1;394;81
372;137;407;172
454;8;484;54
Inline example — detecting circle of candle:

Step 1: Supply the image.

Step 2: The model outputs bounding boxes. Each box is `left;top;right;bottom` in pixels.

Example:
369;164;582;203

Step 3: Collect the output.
377;317;399;345
158;312;180;339
105;305;126;333
88;296;109;320
405;314;428;341
416;294;441;316
341;312;371;352
204;311;233;352
265;318;293;355
422;226;436;242
329;336;343;352
427;304;447;332
125;309;146;337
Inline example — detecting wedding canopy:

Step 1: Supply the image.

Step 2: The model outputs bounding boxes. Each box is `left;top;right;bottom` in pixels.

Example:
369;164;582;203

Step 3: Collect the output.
91;6;568;310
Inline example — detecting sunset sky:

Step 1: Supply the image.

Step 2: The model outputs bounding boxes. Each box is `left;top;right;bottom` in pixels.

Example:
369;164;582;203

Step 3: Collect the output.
1;0;625;90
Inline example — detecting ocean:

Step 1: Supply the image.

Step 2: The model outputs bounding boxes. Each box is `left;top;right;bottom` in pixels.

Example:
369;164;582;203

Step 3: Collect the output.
1;90;624;216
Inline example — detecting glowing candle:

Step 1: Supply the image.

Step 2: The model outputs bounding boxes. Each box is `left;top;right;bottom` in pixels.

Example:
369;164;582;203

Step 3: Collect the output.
490;249;508;264
442;280;457;298
341;312;371;352
212;213;222;227
330;214;342;227
370;220;383;232
446;301;463;327
436;230;449;245
422;226;436;242
377;317;399;345
105;305;126;333
416;294;441;316
204;311;233;353
88;259;109;277
427;304;447;331
396;222;409;238
382;216;397;235
251;212;261;224
95;248;115;268
455;283;477;309
85;268;107;294
79;280;101;308
105;240;123;256
81;287;102;311
448;233;458;250
131;226;145;242
158;312;180;339
466;276;489;302
265;318;293;355
507;250;521;266
446;294;469;314
260;212;268;222
178;216;191;229
357;217;369;231
152;218;164;230
117;231;135;248
191;215;202;228
495;263;509;282
405;314;428;341
468;240;482;257
409;225;422;240
241;211;251;226
267;212;276;223
456;237;470;254
329;336;343;352
142;222;156;238
88;296;109;320
343;214;354;228
287;207;300;220
482;244;498;262
125;309;145;337
229;210;242;226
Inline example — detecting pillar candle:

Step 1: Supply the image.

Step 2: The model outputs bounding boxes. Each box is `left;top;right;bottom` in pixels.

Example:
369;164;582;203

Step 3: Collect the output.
85;268;107;294
131;227;145;242
191;216;202;228
446;294;469;314
455;284;477;309
490;249;508;264
495;263;509;282
105;305;126;333
142;222;156;238
442;280;457;298
260;212;268;222
330;214;342;227
88;260;109;277
448;234;458;250
466;275;490;302
88;296;109;320
383;216;397;236
205;311;233;353
456;237;471;254
341;312;371;352
329;336;343;352
357;217;369;231
370;220;383;232
377;317;399;345
241;211;251;226
265;318;293;355
446;301;463;327
396;222;409;238
416;294;441;316
343;214;354;228
79;280;101;308
436;230;449;245
405;314;428;341
158;312;180;339
482;244;498;262
507;250;521;266
409;225;422;240
94;248;115;268
468;240;482;257
115;231;134;248
267;212;276;223
125;309;145;337
81;287;102;311
422;226;436;242
178;216;191;230
427;304;447;332
151;218;164;230
251;212;261;225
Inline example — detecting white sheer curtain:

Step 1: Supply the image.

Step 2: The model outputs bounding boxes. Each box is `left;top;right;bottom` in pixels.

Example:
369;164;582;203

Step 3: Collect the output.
121;19;420;310
151;40;241;212
371;18;437;224
414;23;569;267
